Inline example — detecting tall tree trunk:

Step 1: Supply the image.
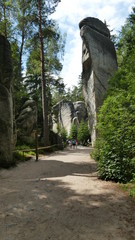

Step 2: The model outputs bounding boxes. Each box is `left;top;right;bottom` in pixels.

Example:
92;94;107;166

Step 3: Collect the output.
37;0;50;146
3;0;7;38
19;26;24;82
19;1;25;83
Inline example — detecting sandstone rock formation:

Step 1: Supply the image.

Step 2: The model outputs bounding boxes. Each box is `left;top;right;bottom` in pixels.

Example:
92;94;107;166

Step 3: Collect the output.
73;101;87;123
79;17;117;146
17;99;37;144
52;100;87;135
0;34;13;167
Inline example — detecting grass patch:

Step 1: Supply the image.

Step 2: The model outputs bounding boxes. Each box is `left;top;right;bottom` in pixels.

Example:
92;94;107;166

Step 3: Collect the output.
13;145;36;164
13;143;64;164
119;180;135;200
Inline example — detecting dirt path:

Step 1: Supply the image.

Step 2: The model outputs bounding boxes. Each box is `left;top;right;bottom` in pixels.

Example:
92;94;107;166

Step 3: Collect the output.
0;146;135;240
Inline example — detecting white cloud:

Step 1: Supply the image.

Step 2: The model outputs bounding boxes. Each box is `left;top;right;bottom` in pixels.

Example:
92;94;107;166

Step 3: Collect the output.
61;31;82;89
51;0;135;88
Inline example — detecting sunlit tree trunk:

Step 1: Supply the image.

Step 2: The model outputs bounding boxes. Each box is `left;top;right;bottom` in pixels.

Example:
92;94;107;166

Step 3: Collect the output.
19;15;24;82
3;0;7;38
37;0;50;146
16;0;27;82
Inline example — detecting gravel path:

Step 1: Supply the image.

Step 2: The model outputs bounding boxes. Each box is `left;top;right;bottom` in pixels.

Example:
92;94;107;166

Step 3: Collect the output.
0;146;135;240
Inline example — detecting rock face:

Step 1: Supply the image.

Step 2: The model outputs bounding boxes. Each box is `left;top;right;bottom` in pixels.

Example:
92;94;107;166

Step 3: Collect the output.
0;35;13;167
79;17;117;146
17;99;37;143
52;100;87;135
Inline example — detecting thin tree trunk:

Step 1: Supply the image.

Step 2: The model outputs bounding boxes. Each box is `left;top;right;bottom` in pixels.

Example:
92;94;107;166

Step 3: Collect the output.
37;0;50;146
19;27;24;82
19;0;25;83
3;0;7;38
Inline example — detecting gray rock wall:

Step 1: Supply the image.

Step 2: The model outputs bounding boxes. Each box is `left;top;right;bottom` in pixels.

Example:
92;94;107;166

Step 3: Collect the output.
52;100;88;135
17;99;37;144
79;17;117;146
0;35;13;167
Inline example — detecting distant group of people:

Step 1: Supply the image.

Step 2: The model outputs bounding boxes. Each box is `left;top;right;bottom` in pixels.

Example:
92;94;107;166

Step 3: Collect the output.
67;139;78;149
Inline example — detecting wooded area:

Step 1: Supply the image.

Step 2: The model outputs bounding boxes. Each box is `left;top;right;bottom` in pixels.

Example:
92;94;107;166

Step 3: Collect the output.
0;1;135;195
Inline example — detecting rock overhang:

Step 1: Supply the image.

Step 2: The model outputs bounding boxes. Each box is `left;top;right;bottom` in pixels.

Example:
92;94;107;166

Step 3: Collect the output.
79;17;110;38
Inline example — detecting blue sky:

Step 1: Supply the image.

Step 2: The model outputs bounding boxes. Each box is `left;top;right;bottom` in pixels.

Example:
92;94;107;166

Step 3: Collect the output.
51;0;135;89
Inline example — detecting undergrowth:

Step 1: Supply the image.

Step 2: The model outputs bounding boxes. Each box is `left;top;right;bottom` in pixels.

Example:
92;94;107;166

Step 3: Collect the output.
119;177;135;200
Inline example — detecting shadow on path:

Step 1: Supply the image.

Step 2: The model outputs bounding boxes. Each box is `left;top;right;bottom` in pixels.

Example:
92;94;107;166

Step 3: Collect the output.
0;147;135;240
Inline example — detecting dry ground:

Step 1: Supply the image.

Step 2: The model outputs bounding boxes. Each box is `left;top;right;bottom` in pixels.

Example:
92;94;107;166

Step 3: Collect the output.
0;146;135;240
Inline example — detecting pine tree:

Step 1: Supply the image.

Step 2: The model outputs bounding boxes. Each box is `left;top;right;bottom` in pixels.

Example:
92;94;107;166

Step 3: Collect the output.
77;120;90;145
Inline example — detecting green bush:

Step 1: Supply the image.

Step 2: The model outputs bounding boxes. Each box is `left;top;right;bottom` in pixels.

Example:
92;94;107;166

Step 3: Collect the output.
77;120;90;145
13;149;35;163
92;8;135;183
69;123;78;139
60;127;67;142
92;91;135;183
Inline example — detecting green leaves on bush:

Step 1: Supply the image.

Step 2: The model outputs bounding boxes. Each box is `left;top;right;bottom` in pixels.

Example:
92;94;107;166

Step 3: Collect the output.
68;121;90;145
92;8;135;183
60;127;68;142
77;120;90;145
57;124;68;142
92;92;135;183
69;123;78;140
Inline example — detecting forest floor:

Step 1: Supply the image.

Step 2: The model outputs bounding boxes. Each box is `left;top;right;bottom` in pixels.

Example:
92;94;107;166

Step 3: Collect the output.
0;146;135;240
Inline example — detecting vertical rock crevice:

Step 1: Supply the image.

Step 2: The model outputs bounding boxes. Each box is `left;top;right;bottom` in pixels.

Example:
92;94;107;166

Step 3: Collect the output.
52;100;88;136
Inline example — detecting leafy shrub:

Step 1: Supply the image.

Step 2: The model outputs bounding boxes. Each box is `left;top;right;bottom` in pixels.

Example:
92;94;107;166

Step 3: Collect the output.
69;123;78;139
92;91;135;183
56;124;67;142
13;148;35;163
60;127;68;142
77;120;90;145
92;8;135;183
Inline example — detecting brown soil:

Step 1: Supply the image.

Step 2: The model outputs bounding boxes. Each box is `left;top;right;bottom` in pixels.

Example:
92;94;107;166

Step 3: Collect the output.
0;146;135;240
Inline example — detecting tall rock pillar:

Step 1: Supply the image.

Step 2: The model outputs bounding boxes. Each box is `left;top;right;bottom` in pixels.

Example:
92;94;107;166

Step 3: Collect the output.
79;17;117;146
0;34;13;167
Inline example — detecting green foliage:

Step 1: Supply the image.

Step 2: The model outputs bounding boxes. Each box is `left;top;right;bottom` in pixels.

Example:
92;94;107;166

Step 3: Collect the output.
15;144;32;150
77;120;90;145
57;124;67;142
13;144;36;164
129;175;135;198
90;138;105;161
69;120;90;145
0;0;13;38
60;127;67;142
25;22;66;119
93;92;135;182
13;150;34;164
92;7;135;183
119;175;135;199
64;77;84;103
69;123;78;139
13;151;27;162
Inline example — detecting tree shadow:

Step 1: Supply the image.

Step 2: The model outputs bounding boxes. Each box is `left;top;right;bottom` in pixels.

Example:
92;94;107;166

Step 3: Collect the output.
38;159;97;179
1;148;135;240
47;146;93;156
29;177;135;240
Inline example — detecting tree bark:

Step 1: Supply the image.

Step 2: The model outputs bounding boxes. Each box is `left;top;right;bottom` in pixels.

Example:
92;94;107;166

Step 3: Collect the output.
37;0;50;146
19;23;24;82
3;0;7;38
